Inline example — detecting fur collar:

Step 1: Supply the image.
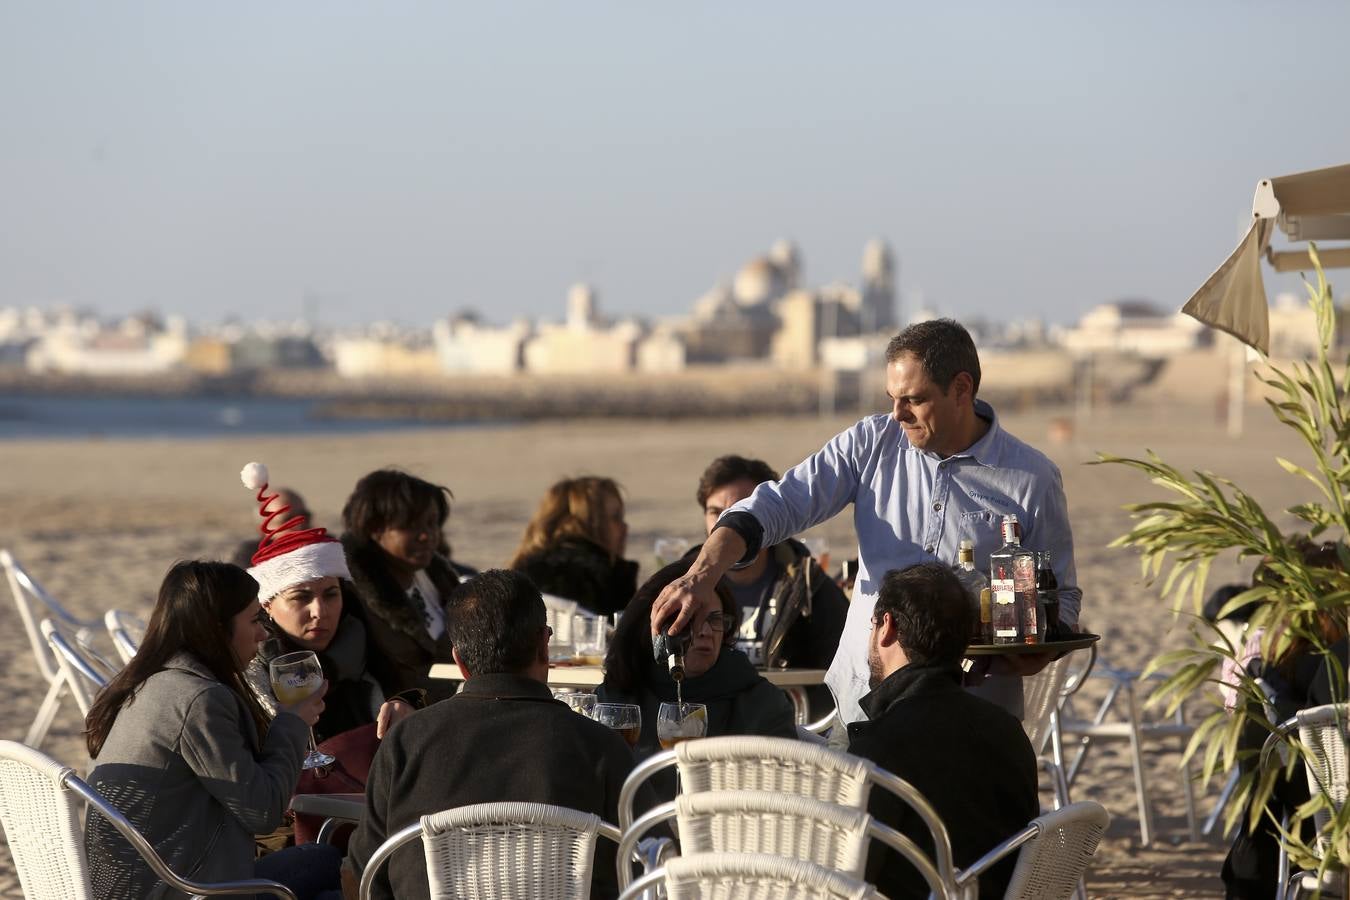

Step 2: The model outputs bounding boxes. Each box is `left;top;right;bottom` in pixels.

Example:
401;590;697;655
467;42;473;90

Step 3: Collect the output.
341;534;463;649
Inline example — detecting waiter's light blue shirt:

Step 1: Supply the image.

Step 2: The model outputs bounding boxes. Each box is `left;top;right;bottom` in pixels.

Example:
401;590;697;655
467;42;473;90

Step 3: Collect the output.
727;399;1080;724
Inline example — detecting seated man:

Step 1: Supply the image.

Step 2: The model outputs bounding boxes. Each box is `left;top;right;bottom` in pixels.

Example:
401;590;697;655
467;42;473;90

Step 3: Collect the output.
847;563;1038;900
694;455;848;714
343;569;640;900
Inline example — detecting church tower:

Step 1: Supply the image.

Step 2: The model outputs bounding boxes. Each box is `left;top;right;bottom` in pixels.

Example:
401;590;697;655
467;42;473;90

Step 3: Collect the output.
861;238;896;332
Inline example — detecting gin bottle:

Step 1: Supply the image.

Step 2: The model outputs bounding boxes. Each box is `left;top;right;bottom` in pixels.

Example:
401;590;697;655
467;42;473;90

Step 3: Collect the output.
989;514;1039;645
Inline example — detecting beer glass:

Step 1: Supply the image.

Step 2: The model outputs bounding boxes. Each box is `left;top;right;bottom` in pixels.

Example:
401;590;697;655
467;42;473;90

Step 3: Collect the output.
594;703;642;749
268;650;334;769
657;702;707;750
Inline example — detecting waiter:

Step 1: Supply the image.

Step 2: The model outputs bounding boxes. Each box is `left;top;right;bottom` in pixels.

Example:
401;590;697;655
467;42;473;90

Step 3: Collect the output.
652;318;1081;724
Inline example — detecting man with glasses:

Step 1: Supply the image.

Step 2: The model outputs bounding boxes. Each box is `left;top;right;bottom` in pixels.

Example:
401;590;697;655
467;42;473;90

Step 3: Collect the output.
344;569;640;900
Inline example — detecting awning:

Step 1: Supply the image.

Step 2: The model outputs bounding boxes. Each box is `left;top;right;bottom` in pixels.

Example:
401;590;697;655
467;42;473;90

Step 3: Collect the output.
1181;162;1350;354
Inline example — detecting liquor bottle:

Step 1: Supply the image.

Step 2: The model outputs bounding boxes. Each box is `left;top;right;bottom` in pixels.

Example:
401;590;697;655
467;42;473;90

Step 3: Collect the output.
989;514;1039;645
952;539;991;643
1037;550;1061;639
652;628;691;682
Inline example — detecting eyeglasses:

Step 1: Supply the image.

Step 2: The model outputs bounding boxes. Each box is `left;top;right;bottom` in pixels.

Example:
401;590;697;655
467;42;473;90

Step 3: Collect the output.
693;612;735;636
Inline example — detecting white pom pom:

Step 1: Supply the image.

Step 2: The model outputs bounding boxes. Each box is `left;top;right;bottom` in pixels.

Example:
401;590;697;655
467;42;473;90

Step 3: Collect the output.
240;462;269;491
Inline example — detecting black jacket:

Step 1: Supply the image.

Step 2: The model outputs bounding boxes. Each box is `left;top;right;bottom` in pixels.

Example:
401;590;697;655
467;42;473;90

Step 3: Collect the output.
344;673;641;900
513;536;639;617
341;535;469;700
847;662;1039;900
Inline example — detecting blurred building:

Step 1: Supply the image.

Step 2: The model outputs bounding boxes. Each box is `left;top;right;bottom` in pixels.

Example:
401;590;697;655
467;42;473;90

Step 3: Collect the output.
1058;300;1210;357
434;314;531;375
25;313;189;375
523;284;642;374
333;325;441;378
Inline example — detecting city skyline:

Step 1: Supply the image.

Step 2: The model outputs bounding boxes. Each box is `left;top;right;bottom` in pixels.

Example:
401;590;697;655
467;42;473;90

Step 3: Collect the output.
3;2;1349;327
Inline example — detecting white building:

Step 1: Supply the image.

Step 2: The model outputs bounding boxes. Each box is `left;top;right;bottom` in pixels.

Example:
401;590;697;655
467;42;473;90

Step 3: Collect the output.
1058;300;1210;357
434;315;531;375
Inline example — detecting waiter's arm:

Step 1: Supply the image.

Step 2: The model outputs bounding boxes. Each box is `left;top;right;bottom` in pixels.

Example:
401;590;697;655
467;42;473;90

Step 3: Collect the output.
651;525;747;637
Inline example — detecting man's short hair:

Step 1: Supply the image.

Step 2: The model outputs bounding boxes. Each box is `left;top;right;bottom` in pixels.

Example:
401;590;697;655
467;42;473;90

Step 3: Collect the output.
696;455;780;509
445;570;547;675
874;563;972;666
884;319;981;396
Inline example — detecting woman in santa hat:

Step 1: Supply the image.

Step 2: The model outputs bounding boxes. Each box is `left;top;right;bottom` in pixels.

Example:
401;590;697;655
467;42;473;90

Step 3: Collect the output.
238;462;421;743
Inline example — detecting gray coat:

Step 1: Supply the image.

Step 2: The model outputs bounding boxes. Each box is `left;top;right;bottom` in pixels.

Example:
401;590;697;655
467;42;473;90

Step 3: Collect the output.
85;653;309;900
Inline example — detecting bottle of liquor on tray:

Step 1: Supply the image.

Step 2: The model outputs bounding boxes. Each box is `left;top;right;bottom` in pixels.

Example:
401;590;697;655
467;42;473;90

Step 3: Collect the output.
1037;550;1061;640
989;514;1039;645
952;539;991;643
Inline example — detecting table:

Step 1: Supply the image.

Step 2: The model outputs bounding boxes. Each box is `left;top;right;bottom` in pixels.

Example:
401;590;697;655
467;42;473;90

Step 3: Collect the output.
290;792;364;843
427;665;828;722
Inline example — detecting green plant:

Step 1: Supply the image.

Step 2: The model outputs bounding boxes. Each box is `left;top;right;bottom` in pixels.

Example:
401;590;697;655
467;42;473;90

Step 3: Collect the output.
1097;245;1350;881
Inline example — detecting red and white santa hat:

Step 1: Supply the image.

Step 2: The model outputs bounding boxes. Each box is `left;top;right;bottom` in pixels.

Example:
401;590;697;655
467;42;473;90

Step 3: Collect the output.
240;462;351;602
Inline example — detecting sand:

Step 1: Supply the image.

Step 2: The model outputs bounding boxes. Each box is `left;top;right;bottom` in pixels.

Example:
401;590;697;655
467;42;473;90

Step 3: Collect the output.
0;399;1319;897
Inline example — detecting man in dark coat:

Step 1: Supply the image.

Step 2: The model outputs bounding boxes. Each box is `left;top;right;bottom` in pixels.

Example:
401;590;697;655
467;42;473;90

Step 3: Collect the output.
847;563;1039;900
343;569;642;900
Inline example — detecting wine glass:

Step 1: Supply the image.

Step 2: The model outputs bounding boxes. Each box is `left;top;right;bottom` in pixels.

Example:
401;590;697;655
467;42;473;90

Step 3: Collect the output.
553;690;598;718
594;703;642;749
269;650;334;770
657;702;707;750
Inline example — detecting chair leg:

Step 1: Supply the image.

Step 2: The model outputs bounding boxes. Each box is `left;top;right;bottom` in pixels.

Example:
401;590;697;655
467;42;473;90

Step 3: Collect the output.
1179;737;1199;842
24;678;66;749
1203;769;1240;837
1276;814;1291;900
1125;684;1156;847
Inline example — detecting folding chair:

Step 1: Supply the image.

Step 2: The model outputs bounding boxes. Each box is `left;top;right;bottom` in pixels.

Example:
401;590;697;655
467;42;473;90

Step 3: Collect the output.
2;549;103;747
0;739;295;900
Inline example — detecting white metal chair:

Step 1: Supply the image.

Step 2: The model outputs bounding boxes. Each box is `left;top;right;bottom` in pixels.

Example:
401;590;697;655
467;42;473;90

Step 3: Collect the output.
41;619;111;718
1259;703;1349;900
1020;651;1081;811
103;609;145;665
619;852;882;900
358;801;622;900
953;801;1110;900
0;739;296;900
618;737;959;897
617;790;951;897
2;549;105;747
1056;656;1198;845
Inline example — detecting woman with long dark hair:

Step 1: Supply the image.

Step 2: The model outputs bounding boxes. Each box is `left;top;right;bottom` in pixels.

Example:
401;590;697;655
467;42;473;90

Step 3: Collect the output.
509;475;639;617
84;560;339;900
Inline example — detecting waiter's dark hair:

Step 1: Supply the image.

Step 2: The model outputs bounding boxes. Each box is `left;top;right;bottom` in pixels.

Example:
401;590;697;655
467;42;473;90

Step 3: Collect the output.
885;318;981;396
873;563;972;666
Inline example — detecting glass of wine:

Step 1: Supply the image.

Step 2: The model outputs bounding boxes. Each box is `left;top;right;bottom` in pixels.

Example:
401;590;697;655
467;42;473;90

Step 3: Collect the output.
594;703;642;749
268;650;334;770
657;701;707;750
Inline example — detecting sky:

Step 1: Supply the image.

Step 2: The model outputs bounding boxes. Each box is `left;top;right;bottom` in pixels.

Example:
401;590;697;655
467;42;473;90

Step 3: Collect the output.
2;2;1348;328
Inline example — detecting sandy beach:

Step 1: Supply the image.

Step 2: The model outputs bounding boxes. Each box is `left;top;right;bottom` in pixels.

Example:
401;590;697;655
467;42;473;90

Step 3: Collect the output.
0;399;1316;897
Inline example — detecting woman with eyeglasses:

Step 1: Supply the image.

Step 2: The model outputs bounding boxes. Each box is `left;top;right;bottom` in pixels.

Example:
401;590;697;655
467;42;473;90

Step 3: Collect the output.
598;558;797;764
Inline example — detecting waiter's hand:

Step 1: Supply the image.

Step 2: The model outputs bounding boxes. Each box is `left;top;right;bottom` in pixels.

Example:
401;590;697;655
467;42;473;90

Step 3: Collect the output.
651;526;748;637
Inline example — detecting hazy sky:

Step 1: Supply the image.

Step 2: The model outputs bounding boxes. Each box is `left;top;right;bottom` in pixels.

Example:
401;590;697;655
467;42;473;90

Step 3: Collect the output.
2;2;1348;327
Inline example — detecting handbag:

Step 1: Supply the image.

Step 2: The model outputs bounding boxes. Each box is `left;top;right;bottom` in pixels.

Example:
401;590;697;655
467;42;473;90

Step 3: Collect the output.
290;722;380;848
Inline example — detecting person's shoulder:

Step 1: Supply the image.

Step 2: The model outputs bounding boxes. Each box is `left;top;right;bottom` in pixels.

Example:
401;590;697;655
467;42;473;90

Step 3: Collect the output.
988;416;1062;478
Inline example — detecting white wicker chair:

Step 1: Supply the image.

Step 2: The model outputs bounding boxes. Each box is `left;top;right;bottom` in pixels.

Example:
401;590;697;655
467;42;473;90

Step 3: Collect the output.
617;790;951;897
41;619;110;718
619;852;882;900
1259;703;1349;900
0;740;296;900
358;801;622;900
2;549;105;748
103;609;145;665
1020;652;1078;811
618;736;958;896
953;801;1109;900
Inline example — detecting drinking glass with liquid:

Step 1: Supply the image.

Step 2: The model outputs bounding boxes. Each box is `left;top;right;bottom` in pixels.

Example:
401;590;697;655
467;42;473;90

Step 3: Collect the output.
268;650;334;769
594;703;642;749
657;702;707;750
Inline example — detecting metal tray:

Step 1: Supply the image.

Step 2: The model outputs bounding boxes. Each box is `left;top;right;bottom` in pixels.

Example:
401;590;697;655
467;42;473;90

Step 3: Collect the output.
965;633;1100;656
